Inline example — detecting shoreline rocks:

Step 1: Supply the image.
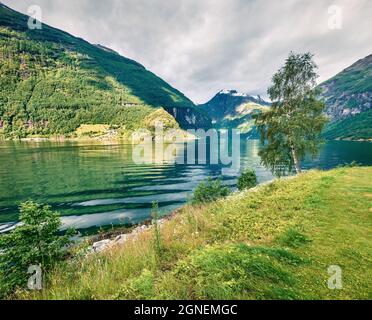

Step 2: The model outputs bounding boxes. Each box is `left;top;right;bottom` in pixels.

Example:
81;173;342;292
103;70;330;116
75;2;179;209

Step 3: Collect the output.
90;219;166;254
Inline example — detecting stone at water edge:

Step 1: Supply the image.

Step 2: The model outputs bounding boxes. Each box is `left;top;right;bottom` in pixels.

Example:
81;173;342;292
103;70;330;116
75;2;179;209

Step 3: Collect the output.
92;239;112;253
90;219;168;254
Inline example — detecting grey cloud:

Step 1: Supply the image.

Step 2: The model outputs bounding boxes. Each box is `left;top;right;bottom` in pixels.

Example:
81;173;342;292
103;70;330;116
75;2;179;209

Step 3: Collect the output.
3;0;372;103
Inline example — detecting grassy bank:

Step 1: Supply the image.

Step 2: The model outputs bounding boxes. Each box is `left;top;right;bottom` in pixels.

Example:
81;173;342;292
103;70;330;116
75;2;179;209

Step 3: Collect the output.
19;167;371;300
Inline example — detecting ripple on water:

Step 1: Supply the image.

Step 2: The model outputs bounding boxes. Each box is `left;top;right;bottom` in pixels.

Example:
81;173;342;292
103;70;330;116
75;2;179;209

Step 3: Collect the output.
0;140;371;232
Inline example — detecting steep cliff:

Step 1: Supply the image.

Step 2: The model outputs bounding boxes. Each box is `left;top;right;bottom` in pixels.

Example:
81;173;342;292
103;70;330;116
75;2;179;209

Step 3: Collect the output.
319;54;372;140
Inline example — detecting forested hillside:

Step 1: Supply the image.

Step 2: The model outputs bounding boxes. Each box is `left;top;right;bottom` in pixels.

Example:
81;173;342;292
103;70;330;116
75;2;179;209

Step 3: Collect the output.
319;54;372;140
322;109;372;140
0;3;209;138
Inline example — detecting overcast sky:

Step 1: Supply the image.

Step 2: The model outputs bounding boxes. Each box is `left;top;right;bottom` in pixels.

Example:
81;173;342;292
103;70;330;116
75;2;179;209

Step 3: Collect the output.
3;0;372;103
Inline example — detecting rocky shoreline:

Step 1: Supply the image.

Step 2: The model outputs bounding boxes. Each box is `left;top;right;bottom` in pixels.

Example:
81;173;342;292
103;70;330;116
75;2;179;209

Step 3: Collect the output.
88;212;178;254
87;178;284;255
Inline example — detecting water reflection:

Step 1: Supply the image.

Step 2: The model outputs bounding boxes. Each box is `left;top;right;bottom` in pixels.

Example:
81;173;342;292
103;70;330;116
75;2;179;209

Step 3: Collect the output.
0;139;371;233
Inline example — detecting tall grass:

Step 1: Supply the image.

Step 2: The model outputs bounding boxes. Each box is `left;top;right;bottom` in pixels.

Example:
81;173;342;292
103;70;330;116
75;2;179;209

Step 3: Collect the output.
18;167;372;300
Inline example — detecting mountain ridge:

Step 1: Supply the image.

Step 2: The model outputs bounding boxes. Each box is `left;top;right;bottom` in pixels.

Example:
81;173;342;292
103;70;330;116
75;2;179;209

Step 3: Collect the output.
320;54;371;120
0;3;210;138
200;89;270;122
199;89;270;138
201;53;371;140
319;54;372;140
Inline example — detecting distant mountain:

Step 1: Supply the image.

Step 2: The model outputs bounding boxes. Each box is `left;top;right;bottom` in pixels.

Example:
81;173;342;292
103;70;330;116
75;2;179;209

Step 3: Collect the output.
201;53;372;141
0;3;209;138
199;90;270;137
200;90;270;122
320;54;372;140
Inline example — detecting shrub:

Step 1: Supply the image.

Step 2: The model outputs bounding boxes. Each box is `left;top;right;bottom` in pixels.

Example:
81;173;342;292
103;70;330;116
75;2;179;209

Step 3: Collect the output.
0;201;73;297
192;178;230;205
237;169;257;191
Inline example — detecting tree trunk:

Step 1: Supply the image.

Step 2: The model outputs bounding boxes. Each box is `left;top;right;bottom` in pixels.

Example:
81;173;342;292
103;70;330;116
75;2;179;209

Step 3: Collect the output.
291;146;302;174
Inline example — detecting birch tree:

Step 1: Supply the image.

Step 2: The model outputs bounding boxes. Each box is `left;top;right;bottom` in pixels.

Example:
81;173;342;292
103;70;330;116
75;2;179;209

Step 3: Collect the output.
255;52;328;176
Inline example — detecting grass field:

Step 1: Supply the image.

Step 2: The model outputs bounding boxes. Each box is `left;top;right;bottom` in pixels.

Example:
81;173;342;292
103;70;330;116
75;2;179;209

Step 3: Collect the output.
19;167;371;300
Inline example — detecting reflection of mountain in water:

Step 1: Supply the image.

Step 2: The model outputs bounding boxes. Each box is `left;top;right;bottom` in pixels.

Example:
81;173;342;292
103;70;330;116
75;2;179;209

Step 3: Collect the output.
0;139;371;233
0;139;253;233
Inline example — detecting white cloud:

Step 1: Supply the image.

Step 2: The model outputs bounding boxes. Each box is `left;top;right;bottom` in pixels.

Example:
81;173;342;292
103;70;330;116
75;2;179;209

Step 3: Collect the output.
3;0;372;103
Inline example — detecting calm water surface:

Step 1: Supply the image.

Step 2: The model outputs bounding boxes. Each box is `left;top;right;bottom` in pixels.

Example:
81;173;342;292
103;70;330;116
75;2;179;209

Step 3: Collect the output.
0;139;371;233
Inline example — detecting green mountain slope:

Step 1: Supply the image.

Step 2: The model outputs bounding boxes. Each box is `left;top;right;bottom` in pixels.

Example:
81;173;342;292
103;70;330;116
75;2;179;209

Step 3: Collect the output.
322;109;372;140
319;54;372;140
0;3;209;138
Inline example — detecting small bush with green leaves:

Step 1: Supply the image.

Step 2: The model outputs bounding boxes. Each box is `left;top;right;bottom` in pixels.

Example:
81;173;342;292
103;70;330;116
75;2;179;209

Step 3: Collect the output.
192;178;230;205
0;201;73;297
237;169;258;191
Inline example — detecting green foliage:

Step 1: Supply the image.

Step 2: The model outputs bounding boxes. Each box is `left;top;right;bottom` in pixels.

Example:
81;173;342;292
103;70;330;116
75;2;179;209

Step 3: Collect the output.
320;55;372;99
237;169;257;191
277;229;311;248
0;5;205;138
124;269;155;300
322;109;372;140
0;201;73;297
144;108;180;133
15;167;372;300
255;52;328;176
192;178;230;205
167;243;304;299
318;54;371;140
